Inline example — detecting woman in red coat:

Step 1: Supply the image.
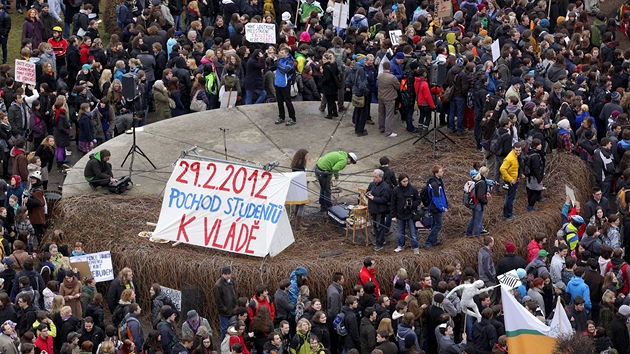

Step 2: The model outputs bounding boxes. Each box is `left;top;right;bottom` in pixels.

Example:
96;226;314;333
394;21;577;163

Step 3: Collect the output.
414;68;435;130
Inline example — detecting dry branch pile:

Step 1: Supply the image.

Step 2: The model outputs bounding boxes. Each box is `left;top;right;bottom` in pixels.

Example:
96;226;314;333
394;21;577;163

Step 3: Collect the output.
51;140;591;327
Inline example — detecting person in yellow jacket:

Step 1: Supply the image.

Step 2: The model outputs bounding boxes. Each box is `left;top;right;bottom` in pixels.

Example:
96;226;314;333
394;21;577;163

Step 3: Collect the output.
500;142;524;220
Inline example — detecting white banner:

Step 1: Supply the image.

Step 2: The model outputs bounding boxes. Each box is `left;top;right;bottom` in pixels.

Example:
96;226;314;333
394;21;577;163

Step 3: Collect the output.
389;30;403;46
152;159;295;257
14;60;36;86
245;23;276;44
69;251;114;283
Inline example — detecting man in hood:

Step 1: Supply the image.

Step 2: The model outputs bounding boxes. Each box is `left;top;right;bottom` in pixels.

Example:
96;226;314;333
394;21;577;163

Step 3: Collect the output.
84;149;116;189
566;267;592;313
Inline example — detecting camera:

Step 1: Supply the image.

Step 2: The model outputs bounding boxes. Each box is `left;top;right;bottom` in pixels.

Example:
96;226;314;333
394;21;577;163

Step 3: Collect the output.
405;198;413;208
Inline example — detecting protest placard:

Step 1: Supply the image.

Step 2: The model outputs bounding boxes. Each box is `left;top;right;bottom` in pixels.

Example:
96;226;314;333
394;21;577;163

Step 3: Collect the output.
245;23;276;44
498;270;522;290
152;160;308;257
333;2;349;29
70;251;114;282
389;30;403;46
436;0;453;20
14;60;36;86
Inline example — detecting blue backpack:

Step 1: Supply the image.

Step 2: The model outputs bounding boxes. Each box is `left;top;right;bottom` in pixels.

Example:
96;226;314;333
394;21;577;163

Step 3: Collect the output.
332;312;348;336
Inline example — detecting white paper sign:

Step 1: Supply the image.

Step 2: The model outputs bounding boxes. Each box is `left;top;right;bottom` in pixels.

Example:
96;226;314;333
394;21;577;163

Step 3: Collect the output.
378;55;390;75
245;23;276;44
152;159;296;257
498;269;522;290
333;2;349;29
566;185;576;206
14;60;36;86
219;88;237;108
69;251;114;283
491;39;501;63
389;30;403;46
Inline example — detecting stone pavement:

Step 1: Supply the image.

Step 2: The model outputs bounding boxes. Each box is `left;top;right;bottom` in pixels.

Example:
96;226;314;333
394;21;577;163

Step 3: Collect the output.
63;102;424;201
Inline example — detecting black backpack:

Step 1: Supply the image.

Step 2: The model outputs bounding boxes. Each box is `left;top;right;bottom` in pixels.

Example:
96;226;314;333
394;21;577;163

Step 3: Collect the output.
420;183;431;207
489;129;509;155
522;152;538;177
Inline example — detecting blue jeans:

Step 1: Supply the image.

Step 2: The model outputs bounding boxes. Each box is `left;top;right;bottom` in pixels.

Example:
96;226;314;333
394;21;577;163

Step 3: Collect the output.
63;23;70;39
465;203;485;236
397;218;418;249
448;95;465;132
316;167;332;211
503;181;519;218
173;15;182;31
400;106;415;132
245;89;267;104
219;315;230;339
425;211;442;246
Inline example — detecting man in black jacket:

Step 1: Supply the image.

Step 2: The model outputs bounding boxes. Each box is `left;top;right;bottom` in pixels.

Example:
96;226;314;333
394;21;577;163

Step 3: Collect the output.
473;75;489;150
84;150;115;189
0;5;11;64
592;137;615;198
525;138;545;211
491;117;513;193
342;296;360;352
495;242;527;276
366;169;391;252
213;266;237;339
359;307;376;354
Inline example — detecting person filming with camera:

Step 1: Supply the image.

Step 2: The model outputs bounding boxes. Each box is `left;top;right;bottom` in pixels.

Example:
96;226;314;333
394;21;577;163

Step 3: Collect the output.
391;173;421;254
84;149;117;190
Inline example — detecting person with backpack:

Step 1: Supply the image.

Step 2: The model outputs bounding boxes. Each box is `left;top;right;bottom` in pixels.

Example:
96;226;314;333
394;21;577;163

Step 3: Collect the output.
339;296;360;352
464;166;489;237
116;0;136;30
593;138;616;198
159;308;178;354
274;47;297;126
123;303;144;352
423;165;448;249
525;138;545;212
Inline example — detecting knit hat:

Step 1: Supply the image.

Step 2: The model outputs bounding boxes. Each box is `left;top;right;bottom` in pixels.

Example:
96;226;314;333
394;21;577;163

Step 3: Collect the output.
510;77;522;86
67;332;80;341
395;52;405;60
453;10;464;22
282;12;291;21
539;18;550;28
82;64;91;71
576;75;586;85
557;118;570;130
2;258;13;267
612;91;621;102
221;266;232;274
556;16;565;24
299;31;311;42
523;101;536;112
538;249;549;257
162;308;176;319
516;268;526;279
433;293;445;303
294;266;308;276
187;310;199;321
477;3;486;11
612;110;621;118
505;242;516;253
620;305;630;317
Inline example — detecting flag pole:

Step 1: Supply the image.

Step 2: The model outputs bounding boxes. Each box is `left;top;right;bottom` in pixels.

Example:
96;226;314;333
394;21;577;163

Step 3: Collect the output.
557;297;562;334
548;0;552;19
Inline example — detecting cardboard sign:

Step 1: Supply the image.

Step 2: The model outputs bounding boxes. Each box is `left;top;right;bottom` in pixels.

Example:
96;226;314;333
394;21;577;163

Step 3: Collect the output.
498;269;522;290
69;251;114;283
333;2;349;29
245;23;276;44
68;261;91;281
14;60;36;86
436;0;453;21
566;185;576;206
152;159;302;257
389;30;403;46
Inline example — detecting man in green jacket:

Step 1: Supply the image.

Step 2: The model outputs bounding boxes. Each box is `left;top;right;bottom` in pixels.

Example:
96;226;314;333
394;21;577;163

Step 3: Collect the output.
315;151;357;212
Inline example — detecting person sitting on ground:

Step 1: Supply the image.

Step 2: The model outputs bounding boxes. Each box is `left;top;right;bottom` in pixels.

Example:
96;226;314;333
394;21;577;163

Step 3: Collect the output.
83;149;116;190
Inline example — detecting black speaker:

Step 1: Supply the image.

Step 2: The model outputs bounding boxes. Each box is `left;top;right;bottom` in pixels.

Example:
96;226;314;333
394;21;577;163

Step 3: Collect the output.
180;284;204;319
429;61;447;86
121;73;139;99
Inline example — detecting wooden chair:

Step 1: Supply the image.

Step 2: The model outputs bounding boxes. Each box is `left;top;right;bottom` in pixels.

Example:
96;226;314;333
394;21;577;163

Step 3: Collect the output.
345;206;370;244
345;189;371;244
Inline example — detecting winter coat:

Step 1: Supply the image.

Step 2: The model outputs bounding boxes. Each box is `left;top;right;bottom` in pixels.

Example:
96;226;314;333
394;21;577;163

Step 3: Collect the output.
342;306;360;350
22;18;44;48
213;276;237;317
478;246;496;282
60;276;82;320
85;303;105;330
53;109;71;148
29;112;47;139
566;277;592;311
274;289;294;322
495;254;527;276
274;56;294;88
414;76;434;109
427;175;448;213
321;62;340;95
106;277;136;313
366;180;390;215
244;56;265;91
390;183;420;220
471;318;497;354
151;290;175;328
527;287;545;317
153;87;172;121
78;112;94;144
359;317;376;354
500;150;519;183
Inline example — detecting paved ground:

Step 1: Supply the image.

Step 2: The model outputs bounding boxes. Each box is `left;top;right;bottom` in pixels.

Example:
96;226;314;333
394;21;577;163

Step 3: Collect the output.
63;103;428;205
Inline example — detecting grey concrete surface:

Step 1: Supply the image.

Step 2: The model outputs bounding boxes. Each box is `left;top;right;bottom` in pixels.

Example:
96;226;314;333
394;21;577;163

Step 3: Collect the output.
63;102;423;199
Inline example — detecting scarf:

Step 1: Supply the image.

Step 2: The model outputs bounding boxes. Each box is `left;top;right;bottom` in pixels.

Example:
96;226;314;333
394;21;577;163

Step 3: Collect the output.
186;318;201;333
82;284;95;296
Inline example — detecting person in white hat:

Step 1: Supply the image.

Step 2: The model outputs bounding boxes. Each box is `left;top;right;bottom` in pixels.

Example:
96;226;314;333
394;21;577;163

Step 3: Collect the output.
315;151;357;212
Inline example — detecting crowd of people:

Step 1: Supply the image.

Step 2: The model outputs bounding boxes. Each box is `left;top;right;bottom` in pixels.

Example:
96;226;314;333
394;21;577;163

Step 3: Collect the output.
0;0;627;352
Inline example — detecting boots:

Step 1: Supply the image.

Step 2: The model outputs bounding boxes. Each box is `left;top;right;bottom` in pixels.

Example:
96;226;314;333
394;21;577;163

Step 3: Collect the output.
295;216;308;230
